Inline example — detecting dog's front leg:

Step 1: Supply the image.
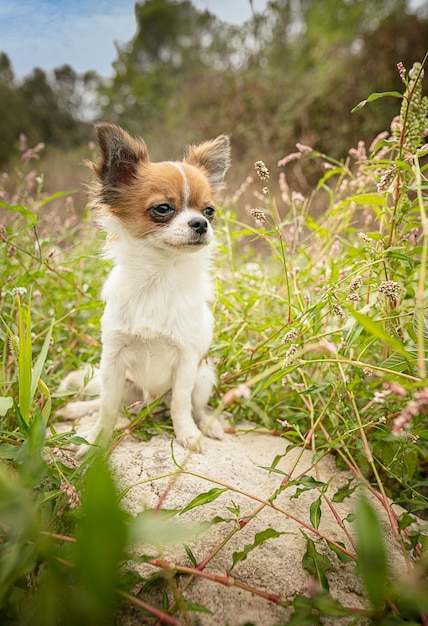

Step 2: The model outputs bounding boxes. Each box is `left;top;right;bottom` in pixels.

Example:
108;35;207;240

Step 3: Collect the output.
170;353;206;452
76;342;126;457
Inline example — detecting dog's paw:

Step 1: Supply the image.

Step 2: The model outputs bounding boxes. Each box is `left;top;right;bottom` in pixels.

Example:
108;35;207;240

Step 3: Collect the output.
75;424;108;459
175;425;206;453
205;419;224;440
197;414;224;441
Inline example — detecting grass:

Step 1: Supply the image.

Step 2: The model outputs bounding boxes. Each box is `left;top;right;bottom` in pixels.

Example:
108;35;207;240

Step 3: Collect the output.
0;59;427;625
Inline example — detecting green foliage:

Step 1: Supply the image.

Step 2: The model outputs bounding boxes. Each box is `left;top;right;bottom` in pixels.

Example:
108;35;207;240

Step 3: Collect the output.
354;494;389;611
231;528;284;569
0;57;92;167
301;532;331;592
0;55;428;624
74;457;128;624
180;487;228;513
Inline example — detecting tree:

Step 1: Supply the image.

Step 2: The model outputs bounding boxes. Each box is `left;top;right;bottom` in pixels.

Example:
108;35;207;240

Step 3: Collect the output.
99;0;236;150
0;52;14;86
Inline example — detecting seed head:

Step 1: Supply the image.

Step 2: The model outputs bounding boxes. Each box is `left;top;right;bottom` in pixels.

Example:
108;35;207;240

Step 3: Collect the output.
332;303;345;318
349;276;362;293
357;232;373;244
283;344;299;366
377;169;396;192
250;208;267;223
282;329;298;344
254;160;270;181
378;280;400;302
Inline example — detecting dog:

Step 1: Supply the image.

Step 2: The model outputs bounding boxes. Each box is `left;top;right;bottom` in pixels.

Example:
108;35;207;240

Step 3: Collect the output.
61;123;231;455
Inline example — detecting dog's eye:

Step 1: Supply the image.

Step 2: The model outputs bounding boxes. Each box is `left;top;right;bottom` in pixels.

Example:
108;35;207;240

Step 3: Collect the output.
202;206;215;220
150;203;175;220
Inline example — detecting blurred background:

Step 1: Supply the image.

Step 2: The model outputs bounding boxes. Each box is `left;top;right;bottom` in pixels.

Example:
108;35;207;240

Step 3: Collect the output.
1;0;427;209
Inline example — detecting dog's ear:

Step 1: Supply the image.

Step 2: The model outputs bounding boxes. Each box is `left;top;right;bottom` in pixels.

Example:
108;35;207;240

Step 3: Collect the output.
184;135;231;192
92;123;149;192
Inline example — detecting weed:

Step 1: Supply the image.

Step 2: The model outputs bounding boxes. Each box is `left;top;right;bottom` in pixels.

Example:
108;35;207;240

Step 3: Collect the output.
0;59;427;624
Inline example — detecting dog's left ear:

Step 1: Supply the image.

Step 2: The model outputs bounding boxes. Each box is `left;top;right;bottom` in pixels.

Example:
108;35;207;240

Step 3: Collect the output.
91;123;149;204
184;135;231;192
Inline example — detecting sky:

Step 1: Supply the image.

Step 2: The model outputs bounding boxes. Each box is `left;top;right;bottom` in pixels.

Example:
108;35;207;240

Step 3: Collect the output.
0;0;269;81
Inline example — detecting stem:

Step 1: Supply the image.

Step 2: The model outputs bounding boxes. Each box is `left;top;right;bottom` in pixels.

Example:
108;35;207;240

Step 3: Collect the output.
182;468;357;560
150;558;286;604
118;590;180;625
336;361;411;571
413;153;428;379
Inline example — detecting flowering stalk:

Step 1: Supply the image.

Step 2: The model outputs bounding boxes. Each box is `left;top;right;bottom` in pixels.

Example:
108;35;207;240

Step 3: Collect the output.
254;160;293;322
388;57;428;248
413;153;428;379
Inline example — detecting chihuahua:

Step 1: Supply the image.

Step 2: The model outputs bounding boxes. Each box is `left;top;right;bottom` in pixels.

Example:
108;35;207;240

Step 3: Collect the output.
65;123;231;455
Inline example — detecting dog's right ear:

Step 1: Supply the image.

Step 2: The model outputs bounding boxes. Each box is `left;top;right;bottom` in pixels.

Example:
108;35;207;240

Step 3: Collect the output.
184;134;231;192
92;123;149;198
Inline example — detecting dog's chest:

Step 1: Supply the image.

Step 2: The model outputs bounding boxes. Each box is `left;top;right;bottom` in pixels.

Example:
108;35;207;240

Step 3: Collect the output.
122;336;181;398
101;263;213;349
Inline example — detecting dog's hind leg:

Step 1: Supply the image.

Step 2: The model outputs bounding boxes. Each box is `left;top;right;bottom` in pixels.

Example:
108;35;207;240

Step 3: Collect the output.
56;398;101;420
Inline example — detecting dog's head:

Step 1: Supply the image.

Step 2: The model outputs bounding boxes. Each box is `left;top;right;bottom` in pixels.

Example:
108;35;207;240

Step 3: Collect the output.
89;123;231;251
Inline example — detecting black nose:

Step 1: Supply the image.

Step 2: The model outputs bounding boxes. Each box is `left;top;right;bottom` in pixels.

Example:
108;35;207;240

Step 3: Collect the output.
188;217;208;235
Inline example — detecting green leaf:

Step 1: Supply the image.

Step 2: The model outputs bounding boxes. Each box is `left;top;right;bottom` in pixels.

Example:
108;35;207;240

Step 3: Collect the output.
326;540;355;563
14;411;46;488
286;594;316;625
183;544;197;566
180;487;228;514
182;601;212;615
344;193;387;208
315;167;345;191
332;479;357;503
381;351;413;373
15;296;33;425
290;475;326;499
296;476;326;489
232;528;283;568
413;312;428;343
345;304;413;362
0;443;19;459
0;200;37;224
313;591;351;617
354;494;389;611
351;91;402;112
130;510;207;546
0;396;13;416
30;320;53;404
40;190;77;207
75;457;128;622
310;496;322;529
301;532;331;591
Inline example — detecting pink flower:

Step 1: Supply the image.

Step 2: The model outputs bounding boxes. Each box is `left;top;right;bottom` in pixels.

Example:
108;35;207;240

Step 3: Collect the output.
277;152;302;167
397;62;406;82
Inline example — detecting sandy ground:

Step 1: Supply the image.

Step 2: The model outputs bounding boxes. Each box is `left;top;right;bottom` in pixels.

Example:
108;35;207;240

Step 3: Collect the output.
56;408;412;626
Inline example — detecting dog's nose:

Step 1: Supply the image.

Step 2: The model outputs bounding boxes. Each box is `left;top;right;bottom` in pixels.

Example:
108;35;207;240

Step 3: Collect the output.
188;217;208;235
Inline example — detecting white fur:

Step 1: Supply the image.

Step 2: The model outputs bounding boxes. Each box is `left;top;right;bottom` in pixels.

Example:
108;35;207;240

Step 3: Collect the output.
68;211;223;456
60;126;230;456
